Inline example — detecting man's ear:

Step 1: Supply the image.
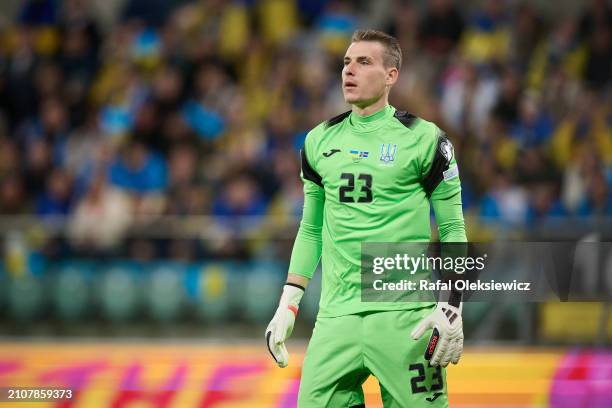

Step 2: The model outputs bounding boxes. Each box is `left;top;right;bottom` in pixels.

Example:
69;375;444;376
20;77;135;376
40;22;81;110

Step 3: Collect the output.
386;67;399;86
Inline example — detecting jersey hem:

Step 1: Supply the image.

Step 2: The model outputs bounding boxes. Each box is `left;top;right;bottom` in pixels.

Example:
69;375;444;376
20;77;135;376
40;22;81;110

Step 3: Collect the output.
316;301;436;318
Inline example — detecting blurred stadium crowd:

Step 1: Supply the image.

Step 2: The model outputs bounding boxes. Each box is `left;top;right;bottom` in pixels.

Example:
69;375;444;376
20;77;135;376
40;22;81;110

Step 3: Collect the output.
0;0;610;261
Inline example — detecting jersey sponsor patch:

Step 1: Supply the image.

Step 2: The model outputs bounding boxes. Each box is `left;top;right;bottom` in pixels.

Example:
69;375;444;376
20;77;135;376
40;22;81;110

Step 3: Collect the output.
443;164;459;181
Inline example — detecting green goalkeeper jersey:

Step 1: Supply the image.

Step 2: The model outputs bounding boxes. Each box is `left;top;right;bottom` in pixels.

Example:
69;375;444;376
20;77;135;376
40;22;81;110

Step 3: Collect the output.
289;104;466;317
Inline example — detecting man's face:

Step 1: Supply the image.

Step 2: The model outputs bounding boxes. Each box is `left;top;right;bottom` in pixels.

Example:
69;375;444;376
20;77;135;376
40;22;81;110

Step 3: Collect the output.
342;41;395;107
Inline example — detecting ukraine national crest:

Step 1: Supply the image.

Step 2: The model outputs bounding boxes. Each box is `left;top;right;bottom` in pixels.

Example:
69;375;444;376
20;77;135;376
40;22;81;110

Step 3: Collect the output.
379;143;397;165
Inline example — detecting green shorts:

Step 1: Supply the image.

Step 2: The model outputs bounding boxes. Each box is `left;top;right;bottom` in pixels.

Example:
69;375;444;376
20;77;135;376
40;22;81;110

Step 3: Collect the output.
298;307;449;407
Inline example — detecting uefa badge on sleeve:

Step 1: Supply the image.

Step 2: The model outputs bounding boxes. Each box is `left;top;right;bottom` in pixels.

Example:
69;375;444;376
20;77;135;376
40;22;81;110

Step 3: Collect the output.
379;143;397;166
439;138;454;164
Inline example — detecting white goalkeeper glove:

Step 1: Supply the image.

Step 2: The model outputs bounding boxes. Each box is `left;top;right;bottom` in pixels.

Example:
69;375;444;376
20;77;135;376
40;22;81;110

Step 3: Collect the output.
265;284;304;368
411;301;463;367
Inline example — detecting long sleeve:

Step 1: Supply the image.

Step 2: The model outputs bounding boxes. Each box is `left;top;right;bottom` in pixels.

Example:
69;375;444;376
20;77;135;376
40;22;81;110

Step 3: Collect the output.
420;124;467;243
287;149;325;279
422;125;467;300
432;187;467;243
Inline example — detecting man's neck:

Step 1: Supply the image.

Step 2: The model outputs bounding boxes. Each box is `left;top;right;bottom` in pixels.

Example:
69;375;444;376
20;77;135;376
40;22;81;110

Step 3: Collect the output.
352;97;389;117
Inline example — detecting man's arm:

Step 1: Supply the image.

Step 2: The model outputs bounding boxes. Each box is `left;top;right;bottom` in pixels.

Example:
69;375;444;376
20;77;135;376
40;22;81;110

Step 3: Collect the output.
422;127;466;243
287;273;311;289
411;126;466;367
286;148;326;282
265;147;325;368
431;190;466;242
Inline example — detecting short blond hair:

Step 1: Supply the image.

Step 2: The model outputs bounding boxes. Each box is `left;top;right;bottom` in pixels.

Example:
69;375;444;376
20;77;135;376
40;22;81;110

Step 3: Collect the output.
351;29;402;70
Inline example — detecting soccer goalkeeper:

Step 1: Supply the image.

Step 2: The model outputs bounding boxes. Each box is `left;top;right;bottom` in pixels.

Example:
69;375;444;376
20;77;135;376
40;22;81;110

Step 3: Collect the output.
266;29;466;407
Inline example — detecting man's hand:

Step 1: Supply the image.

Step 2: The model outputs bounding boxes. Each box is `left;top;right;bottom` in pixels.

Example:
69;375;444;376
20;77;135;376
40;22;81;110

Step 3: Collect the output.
265;284;304;368
411;302;463;367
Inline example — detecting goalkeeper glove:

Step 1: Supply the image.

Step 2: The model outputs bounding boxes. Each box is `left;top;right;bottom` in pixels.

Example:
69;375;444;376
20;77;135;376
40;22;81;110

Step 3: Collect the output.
411;300;463;367
265;284;304;368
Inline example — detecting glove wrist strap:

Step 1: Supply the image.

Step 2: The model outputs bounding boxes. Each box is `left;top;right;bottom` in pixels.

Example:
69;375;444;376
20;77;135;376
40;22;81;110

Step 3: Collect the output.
447;288;462;308
438;290;463;314
280;284;305;308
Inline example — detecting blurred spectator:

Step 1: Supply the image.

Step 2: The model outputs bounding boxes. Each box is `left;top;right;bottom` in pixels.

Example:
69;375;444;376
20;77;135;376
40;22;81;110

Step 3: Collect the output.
59;0;100;82
479;170;528;226
419;0;464;57
168;143;198;187
165;143;211;215
181;99;225;141
550;90;611;170
34;62;62;101
180;62;231;141
166;184;210;216
211;173;268;259
527;18;585;91
577;0;612;42
68;172;132;252
264;103;299;159
510;92;554;148
526;181;567;223
515;148;558;186
63;116;113;194
269;148;302;217
35;168;73;218
507;3;543;71
561;146;605;213
213;173;268;221
194;62;235;114
492;67;521;125
577;171;612;216
108;141;167;194
583;24;611;89
152;64;184;114
0;175;27;214
38;98;70;161
4;27;39;127
441;59;499;138
387;1;420;58
132;101;163;151
24;139;53;195
0;139;20;179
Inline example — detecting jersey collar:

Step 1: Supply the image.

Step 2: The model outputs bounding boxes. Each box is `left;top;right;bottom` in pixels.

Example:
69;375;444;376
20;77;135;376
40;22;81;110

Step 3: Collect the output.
348;105;395;132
